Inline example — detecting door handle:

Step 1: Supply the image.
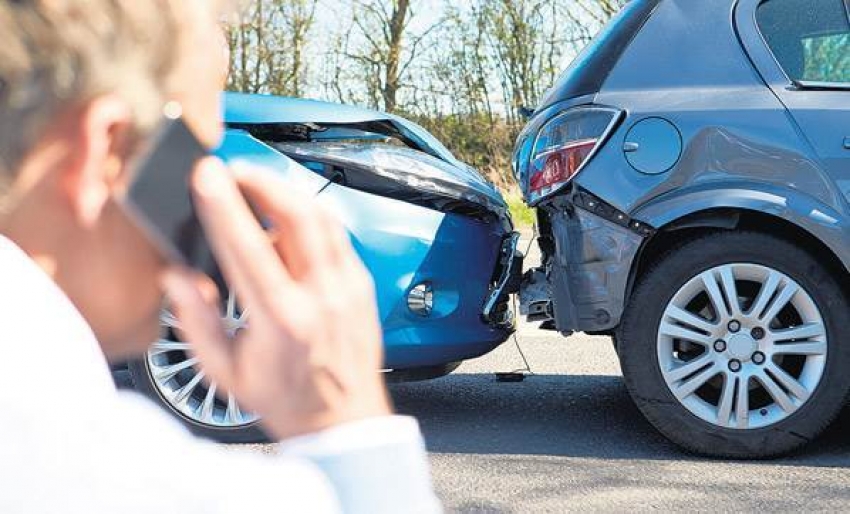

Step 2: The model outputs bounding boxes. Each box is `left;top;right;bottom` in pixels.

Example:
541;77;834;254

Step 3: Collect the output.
844;137;850;150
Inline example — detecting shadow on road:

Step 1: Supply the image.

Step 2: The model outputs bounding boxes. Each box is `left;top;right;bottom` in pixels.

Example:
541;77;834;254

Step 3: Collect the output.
389;372;850;467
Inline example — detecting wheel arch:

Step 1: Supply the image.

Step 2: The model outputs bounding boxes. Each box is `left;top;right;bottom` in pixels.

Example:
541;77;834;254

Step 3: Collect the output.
628;197;850;307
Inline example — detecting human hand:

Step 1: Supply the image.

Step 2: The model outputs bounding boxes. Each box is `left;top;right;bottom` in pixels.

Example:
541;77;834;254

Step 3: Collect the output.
162;158;392;440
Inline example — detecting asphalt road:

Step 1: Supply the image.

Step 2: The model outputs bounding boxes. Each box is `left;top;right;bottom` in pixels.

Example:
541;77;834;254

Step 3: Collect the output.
389;329;850;512
236;234;850;512
238;325;850;513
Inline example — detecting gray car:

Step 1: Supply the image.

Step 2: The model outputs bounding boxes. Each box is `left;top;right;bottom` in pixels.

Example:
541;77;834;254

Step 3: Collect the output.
515;0;849;458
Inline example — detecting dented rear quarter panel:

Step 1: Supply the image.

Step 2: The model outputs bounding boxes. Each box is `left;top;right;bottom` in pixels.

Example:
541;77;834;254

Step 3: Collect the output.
584;0;850;266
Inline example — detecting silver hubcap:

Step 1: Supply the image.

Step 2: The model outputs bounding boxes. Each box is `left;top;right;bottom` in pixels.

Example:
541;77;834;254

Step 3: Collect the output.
147;290;259;429
658;263;827;430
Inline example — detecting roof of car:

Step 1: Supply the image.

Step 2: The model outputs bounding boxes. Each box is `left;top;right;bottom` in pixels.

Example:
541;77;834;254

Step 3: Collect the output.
599;0;757;93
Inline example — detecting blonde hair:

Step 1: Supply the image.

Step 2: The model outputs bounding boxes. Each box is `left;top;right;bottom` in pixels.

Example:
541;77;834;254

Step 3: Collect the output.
0;0;203;179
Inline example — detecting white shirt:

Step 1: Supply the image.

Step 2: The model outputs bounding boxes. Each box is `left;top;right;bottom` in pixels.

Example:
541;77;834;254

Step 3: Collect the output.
0;236;440;513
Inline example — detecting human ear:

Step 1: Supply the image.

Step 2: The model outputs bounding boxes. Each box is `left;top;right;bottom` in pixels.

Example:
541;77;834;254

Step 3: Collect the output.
61;96;134;227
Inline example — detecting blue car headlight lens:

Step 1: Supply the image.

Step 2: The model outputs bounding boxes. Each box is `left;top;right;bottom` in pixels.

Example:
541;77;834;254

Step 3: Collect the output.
273;142;509;222
527;106;622;205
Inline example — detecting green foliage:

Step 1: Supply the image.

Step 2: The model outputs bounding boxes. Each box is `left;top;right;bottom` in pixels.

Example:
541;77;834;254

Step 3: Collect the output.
506;195;536;227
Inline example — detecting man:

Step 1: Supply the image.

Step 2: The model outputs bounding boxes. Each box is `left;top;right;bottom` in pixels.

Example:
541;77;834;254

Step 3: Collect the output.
0;1;440;513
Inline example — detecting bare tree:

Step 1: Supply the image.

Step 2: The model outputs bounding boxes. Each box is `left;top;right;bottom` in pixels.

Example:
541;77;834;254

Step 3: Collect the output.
225;0;318;96
574;0;624;25
279;0;318;96
342;0;441;112
474;0;605;123
564;0;624;44
226;0;625;190
422;7;491;117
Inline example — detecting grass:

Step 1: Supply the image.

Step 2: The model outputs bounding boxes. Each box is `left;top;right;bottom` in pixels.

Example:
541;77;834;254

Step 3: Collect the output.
506;195;536;228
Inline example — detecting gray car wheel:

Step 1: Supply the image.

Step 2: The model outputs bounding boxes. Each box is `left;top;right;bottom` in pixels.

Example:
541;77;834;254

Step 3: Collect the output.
618;231;850;458
657;262;826;430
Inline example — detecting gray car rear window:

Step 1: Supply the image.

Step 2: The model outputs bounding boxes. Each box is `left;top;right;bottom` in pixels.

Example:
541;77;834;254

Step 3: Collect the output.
757;0;850;83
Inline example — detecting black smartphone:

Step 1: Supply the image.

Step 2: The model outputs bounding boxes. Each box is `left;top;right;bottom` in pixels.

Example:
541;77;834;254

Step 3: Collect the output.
122;105;217;274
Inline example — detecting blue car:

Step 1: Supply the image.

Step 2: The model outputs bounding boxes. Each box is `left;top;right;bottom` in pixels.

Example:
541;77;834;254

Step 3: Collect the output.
126;93;520;442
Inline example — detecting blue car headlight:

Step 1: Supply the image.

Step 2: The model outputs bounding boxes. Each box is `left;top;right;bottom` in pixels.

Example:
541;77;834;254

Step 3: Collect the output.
274;142;509;223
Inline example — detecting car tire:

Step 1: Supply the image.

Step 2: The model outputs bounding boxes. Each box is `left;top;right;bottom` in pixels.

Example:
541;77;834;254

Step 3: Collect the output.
128;358;269;443
617;231;850;458
127;285;268;444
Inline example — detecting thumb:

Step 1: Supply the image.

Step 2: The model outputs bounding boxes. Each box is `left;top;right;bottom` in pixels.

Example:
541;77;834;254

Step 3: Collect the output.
161;268;236;392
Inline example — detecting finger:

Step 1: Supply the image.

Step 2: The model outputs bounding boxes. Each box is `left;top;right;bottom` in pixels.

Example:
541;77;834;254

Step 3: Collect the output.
161;268;235;392
191;158;294;309
232;163;341;279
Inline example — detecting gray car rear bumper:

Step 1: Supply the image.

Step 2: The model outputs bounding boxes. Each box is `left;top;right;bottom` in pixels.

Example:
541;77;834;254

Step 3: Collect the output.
522;192;650;334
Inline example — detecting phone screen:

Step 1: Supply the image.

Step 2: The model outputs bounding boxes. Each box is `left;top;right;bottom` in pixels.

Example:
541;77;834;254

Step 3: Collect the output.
124;112;217;274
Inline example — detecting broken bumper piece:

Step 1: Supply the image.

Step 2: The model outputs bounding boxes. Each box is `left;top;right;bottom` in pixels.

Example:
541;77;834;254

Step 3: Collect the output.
483;232;523;328
526;190;653;334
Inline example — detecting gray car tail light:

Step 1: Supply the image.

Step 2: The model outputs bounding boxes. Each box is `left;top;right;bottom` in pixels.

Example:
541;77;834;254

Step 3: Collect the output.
527;106;623;205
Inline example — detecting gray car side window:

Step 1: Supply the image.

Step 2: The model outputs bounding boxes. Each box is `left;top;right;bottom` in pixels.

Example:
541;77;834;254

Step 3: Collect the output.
756;0;849;83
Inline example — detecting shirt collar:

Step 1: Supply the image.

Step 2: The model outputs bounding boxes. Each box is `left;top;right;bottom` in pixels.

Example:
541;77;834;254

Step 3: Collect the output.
0;235;116;404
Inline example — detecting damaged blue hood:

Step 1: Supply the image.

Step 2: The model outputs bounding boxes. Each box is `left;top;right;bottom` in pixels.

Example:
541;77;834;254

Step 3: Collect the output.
223;92;506;214
226;93;400;125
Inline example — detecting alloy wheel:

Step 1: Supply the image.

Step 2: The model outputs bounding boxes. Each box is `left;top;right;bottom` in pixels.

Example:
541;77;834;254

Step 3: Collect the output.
657;263;827;430
146;290;259;429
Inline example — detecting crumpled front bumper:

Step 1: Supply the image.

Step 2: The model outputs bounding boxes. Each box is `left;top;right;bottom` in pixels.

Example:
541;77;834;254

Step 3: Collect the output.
219;123;519;370
483;232;523;328
318;182;517;369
